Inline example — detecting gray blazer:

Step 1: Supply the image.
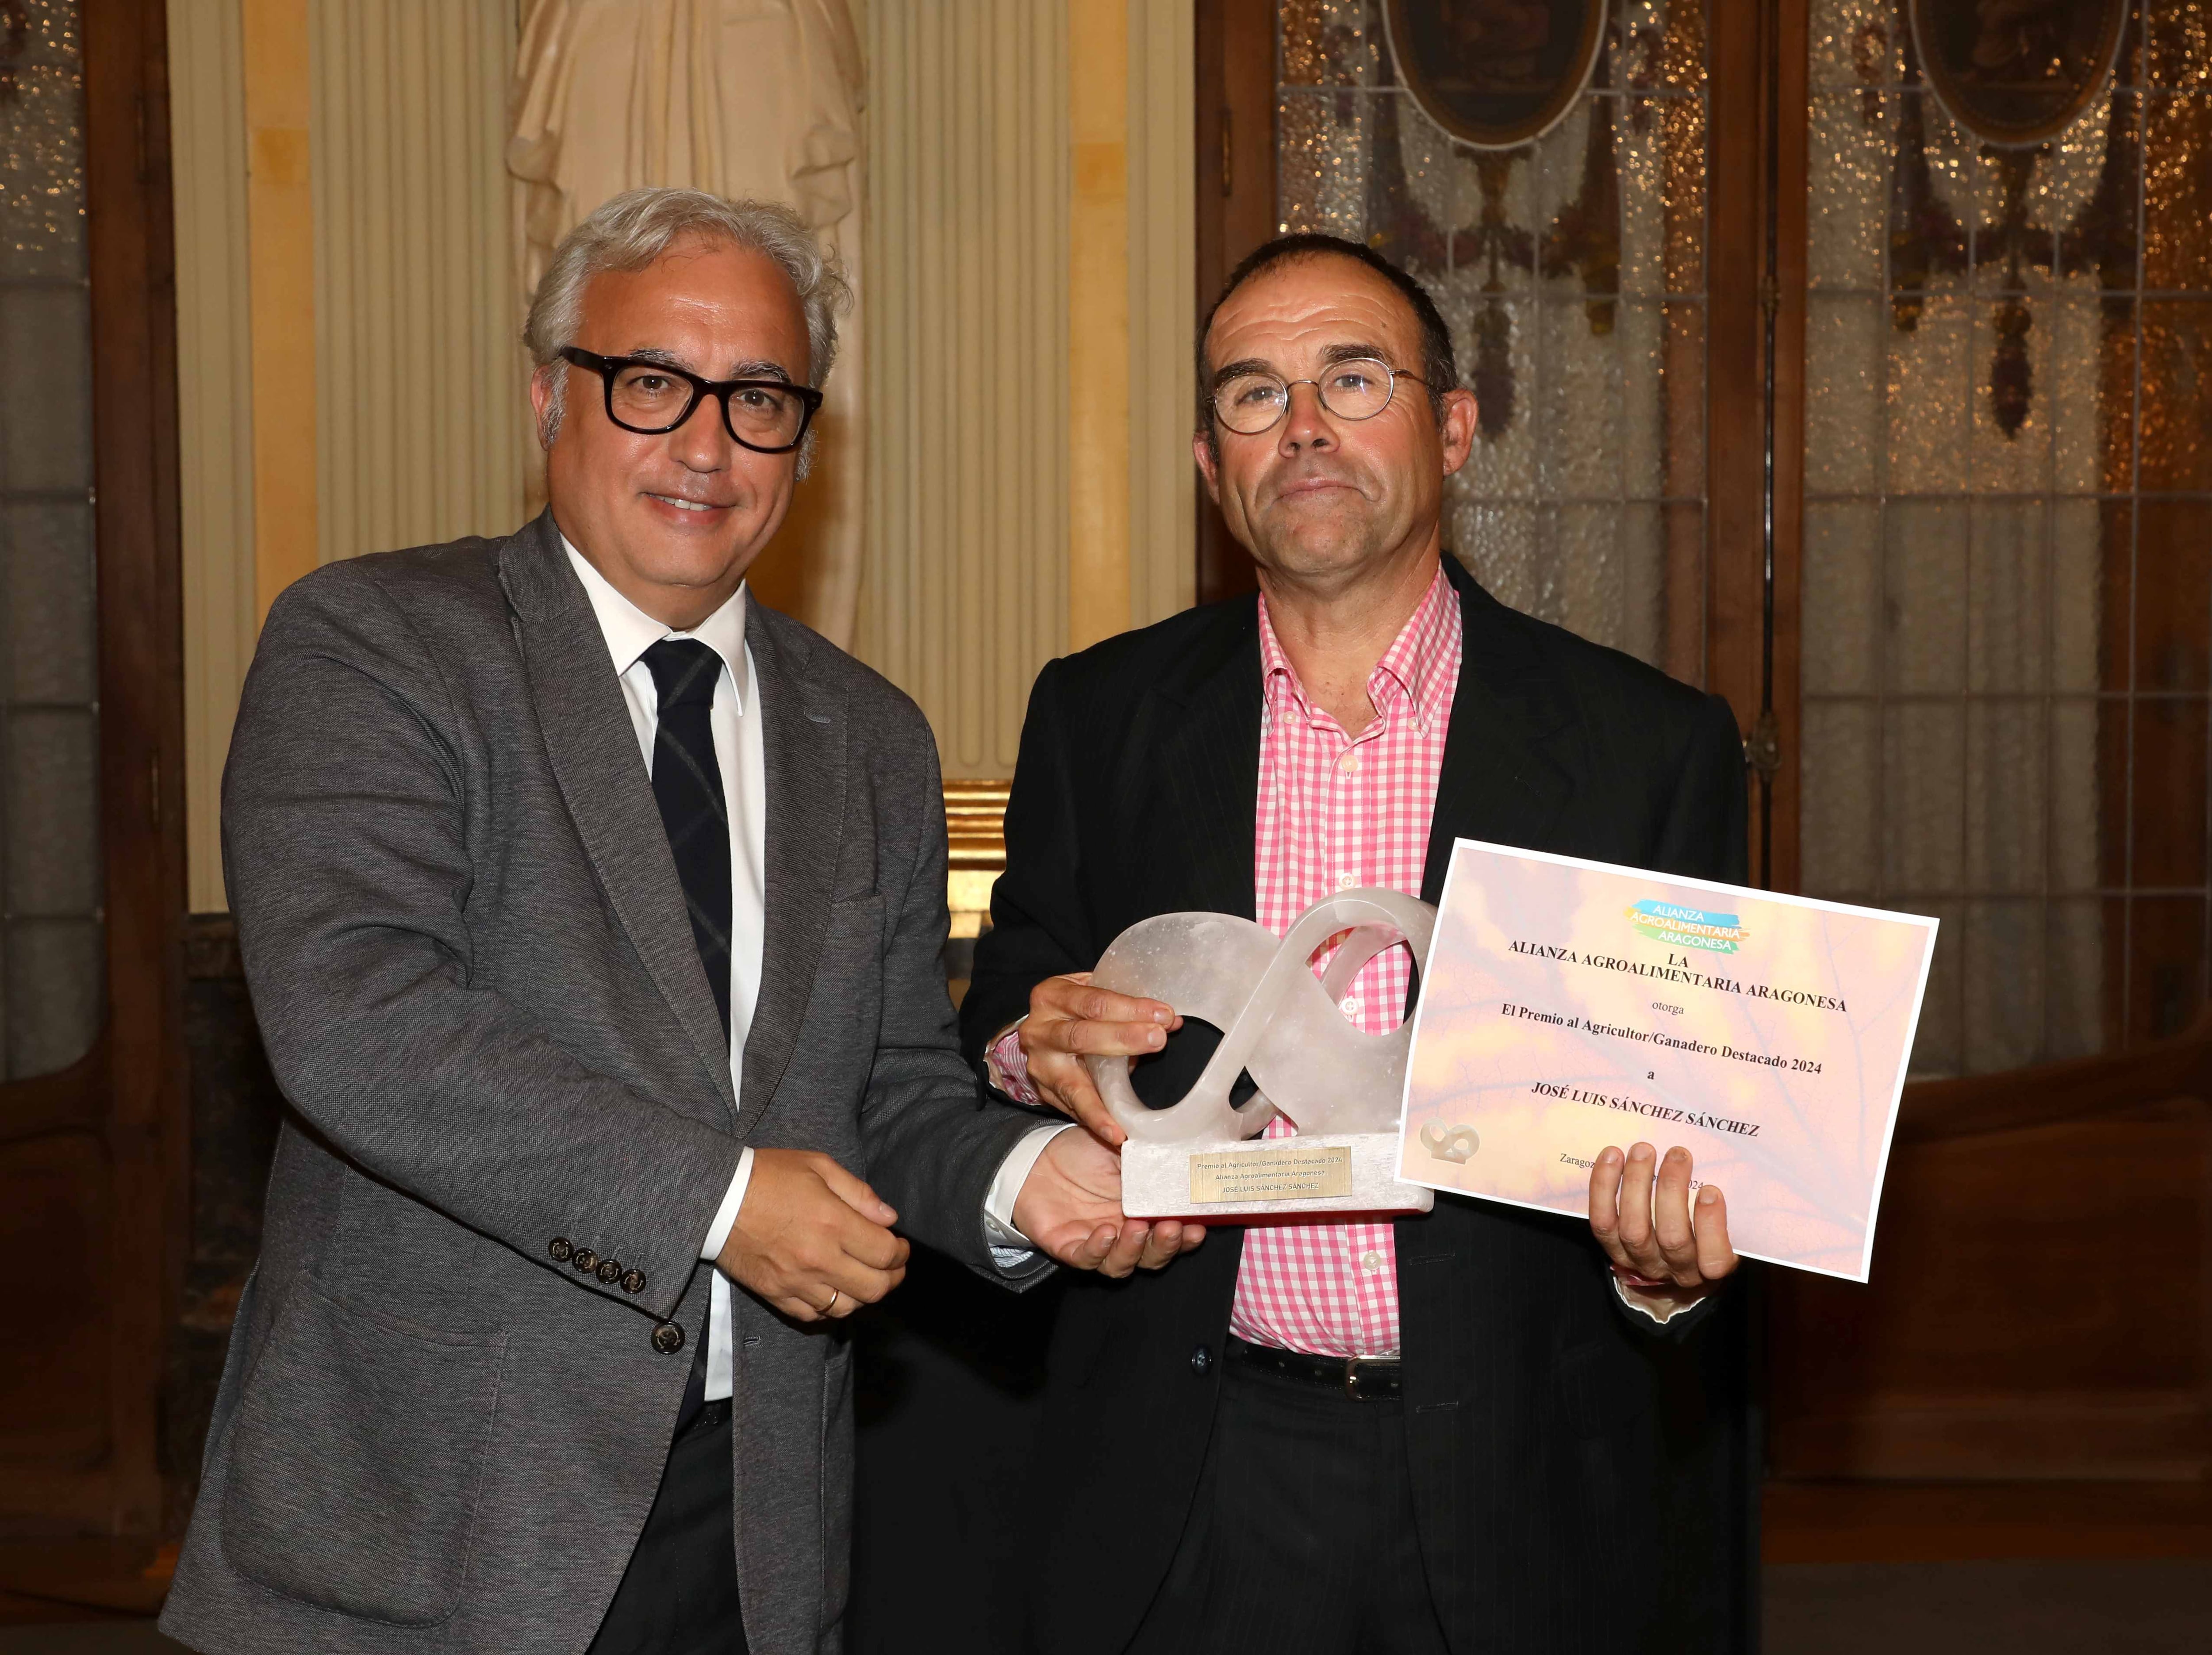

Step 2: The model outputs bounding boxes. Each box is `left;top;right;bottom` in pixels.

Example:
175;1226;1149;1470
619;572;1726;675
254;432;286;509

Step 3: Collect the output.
161;514;1044;1655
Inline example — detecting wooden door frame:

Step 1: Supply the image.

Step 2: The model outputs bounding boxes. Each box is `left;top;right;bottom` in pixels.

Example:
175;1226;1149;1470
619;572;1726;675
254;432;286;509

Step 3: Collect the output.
1192;0;1274;606
90;0;191;1533
2;0;191;1534
1708;0;1807;894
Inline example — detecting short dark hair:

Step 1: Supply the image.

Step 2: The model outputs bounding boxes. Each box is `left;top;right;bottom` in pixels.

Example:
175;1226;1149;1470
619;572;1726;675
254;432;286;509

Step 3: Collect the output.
1195;233;1459;443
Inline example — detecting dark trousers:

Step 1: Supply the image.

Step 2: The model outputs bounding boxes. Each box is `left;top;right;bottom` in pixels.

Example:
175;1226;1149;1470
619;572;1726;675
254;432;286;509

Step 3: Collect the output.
851;1254;1059;1655
1126;1349;1452;1655
590;1398;749;1655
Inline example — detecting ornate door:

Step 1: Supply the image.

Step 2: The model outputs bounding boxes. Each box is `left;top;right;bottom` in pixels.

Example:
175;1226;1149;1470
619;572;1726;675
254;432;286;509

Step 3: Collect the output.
1776;0;2212;1483
1221;0;2212;1485
1797;0;2212;1072
0;0;188;1536
1227;0;2212;1078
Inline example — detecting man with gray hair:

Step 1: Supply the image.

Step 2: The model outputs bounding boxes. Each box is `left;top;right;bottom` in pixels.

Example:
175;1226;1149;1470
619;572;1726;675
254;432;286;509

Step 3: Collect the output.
160;188;1194;1655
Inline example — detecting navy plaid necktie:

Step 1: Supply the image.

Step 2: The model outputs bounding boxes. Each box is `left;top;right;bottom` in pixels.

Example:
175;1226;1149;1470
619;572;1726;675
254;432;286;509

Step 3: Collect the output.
643;639;733;1042
643;638;730;1437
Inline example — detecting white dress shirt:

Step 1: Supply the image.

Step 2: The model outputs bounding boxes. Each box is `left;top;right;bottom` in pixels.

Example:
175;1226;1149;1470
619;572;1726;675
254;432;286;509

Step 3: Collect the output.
566;540;765;1400
564;539;1054;1394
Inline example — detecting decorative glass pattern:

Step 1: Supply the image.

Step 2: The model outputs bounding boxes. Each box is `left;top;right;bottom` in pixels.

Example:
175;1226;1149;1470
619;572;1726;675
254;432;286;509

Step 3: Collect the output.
1276;0;1711;688
0;0;103;1079
1800;0;2212;1074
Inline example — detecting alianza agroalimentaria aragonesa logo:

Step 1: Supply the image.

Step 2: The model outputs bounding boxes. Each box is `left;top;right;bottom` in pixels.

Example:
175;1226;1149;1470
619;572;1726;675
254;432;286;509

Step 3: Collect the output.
1625;899;1749;954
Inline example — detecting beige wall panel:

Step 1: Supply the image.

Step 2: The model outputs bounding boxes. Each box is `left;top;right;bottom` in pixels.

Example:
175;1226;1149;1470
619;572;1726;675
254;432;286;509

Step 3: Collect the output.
242;0;319;617
169;0;259;912
177;0;1190;892
311;0;529;568
1066;0;1129;654
857;0;1068;778
1126;0;1195;629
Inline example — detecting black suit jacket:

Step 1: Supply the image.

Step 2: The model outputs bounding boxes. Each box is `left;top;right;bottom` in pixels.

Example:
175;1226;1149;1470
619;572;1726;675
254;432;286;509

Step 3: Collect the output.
961;555;1758;1655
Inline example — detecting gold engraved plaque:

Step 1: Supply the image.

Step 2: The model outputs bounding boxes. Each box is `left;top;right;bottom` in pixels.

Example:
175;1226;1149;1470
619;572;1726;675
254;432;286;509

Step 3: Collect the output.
1188;1143;1353;1205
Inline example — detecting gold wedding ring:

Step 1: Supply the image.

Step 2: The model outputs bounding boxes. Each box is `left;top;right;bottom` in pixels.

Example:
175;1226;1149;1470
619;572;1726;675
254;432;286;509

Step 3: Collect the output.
823;1289;841;1316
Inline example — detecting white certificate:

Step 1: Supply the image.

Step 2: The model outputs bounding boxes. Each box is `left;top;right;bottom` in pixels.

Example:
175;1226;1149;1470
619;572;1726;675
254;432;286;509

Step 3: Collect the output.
1398;840;1939;1280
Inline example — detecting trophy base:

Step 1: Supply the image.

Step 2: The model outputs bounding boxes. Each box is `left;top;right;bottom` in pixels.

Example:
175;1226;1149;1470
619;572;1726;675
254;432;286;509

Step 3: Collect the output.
1121;1132;1435;1220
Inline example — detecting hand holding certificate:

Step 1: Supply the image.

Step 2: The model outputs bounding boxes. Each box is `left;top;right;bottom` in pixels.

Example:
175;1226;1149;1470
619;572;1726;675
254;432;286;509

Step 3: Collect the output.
1399;841;1939;1281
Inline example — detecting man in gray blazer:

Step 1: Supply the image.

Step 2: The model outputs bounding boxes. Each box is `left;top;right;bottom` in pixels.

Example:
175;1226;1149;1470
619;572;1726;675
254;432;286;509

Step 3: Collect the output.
160;188;1197;1655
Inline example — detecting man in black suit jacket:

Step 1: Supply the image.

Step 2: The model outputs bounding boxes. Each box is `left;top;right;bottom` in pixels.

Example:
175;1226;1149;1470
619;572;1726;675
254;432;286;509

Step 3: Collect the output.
960;235;1755;1654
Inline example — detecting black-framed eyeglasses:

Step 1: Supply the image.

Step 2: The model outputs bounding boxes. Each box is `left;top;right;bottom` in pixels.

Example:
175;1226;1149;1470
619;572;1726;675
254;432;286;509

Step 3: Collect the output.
1210;356;1427;436
559;346;825;454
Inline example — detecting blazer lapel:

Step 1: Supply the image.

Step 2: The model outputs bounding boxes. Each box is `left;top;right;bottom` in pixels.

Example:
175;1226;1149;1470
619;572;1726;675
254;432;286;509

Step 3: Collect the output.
1420;556;1576;904
738;608;844;1123
499;516;738;1121
1148;603;1263;921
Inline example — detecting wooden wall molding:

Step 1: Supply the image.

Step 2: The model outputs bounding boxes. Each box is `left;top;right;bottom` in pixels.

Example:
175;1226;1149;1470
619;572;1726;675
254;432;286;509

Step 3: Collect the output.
943;778;1010;960
1771;1021;2212;1484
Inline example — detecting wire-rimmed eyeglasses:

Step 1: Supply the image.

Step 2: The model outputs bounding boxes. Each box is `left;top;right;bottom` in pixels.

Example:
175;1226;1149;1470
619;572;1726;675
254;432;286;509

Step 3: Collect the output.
558;346;825;454
1210;356;1428;436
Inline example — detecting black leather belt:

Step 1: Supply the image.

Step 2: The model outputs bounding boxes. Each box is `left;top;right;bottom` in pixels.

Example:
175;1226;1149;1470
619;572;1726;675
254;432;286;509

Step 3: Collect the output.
1226;1333;1403;1401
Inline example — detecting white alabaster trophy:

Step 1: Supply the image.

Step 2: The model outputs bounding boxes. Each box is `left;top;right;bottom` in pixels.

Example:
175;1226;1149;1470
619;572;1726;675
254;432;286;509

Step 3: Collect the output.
1086;889;1438;1219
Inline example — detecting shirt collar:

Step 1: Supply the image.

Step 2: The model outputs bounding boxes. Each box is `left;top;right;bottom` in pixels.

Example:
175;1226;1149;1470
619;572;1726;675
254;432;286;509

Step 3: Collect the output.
1376;563;1460;732
1257;561;1459;735
561;533;749;713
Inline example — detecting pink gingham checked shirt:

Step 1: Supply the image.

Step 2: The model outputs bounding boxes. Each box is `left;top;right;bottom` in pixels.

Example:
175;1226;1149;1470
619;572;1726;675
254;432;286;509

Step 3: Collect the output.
992;564;1460;1358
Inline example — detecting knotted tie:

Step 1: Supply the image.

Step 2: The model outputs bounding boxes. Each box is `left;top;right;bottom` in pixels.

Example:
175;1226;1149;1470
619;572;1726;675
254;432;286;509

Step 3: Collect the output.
643;639;733;1041
642;638;729;1436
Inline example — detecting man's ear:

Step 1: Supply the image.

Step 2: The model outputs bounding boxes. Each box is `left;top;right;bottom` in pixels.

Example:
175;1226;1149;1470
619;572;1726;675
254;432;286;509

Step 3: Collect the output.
1192;429;1222;503
1438;387;1478;477
528;364;559;451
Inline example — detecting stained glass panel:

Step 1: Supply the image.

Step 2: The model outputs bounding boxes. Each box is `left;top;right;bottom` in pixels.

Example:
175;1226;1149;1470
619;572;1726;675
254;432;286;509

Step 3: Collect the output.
1799;0;2212;1074
1278;0;2211;1076
0;0;102;1079
1277;0;1712;688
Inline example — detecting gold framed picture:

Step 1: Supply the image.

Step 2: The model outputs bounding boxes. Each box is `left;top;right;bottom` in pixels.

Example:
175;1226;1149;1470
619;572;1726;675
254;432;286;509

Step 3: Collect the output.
1383;0;1609;150
1910;0;2128;146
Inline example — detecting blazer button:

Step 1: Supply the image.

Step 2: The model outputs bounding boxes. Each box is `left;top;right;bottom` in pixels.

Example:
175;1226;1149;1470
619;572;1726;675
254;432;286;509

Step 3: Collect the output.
572;1248;599;1274
1190;1345;1212;1376
651;1322;686;1356
619;1269;647;1295
596;1259;622;1285
548;1237;572;1264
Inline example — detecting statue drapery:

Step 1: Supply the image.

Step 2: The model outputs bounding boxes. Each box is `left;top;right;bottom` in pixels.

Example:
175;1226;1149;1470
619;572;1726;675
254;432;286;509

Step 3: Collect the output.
510;0;867;647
